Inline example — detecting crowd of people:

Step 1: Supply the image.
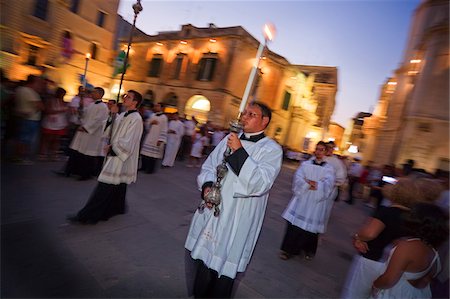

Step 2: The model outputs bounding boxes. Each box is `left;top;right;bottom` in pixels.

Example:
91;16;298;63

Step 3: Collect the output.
1;70;448;298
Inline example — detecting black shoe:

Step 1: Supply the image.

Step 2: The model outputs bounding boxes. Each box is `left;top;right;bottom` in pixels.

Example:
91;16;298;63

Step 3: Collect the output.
66;214;79;223
344;200;353;205
53;170;69;177
77;176;90;181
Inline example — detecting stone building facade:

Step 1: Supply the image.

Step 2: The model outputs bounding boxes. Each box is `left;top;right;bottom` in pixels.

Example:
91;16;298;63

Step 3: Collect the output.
116;23;338;152
0;0;119;97
363;0;449;172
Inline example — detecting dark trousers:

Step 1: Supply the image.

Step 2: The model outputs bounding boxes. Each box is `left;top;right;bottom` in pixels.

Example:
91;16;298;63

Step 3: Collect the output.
140;155;157;173
281;222;319;256
77;182;127;223
65;150;97;179
347;176;359;204
193;260;234;298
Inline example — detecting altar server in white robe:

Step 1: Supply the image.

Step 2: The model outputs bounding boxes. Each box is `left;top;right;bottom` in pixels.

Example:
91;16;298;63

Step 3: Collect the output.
140;102;168;173
67;90;143;224
162;112;184;167
325;140;347;202
66;87;108;180
185;102;283;298
280;141;335;261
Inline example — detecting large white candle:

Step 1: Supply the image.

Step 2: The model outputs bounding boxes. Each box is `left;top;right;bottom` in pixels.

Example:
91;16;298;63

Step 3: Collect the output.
239;41;266;113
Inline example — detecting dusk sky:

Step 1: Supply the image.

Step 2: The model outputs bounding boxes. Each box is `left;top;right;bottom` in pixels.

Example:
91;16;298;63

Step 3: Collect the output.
119;0;421;126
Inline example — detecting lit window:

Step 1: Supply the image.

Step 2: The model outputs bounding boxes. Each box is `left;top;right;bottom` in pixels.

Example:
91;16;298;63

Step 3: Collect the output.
27;44;39;66
282;91;291;110
33;0;48;20
197;56;217;81
192;99;210;111
70;0;80;13
90;43;97;60
97;11;106;27
148;56;163;77
173;54;184;79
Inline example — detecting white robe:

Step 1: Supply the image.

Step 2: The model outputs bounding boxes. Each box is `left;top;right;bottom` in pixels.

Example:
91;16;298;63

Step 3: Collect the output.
140;113;168;158
185;135;283;279
325;155;348;201
282;160;335;234
162;119;184;166
69;101;109;156
98;111;143;185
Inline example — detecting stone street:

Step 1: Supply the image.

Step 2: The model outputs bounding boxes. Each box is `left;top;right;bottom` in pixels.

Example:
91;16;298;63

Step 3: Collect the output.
1;159;370;298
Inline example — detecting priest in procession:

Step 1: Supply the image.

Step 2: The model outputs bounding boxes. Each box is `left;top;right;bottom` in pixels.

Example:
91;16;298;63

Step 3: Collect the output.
67;90;144;224
185;101;283;298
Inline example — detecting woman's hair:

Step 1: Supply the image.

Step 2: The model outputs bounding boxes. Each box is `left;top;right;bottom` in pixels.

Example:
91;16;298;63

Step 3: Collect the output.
414;178;444;203
404;203;449;248
385;177;420;207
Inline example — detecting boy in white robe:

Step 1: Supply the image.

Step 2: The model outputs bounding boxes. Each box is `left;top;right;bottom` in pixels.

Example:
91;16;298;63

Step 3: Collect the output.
325;141;347;202
185;102;283;298
162;113;184;167
64;87;108;180
280;141;335;261
67;90;143;224
140;102;168;173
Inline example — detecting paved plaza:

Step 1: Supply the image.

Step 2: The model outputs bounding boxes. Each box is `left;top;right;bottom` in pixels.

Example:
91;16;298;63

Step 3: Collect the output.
2;159;371;298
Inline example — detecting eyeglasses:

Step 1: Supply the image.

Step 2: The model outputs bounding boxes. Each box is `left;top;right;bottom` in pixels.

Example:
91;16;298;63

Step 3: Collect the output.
241;111;261;118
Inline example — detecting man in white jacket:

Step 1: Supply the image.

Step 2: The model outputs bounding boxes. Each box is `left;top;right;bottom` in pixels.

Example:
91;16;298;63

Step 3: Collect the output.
67;90;143;224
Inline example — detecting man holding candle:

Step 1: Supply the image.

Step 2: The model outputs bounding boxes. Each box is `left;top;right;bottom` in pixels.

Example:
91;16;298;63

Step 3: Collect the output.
185;101;283;298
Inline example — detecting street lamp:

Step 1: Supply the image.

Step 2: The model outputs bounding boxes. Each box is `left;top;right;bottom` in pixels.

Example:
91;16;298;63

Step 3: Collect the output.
82;52;91;88
116;0;143;102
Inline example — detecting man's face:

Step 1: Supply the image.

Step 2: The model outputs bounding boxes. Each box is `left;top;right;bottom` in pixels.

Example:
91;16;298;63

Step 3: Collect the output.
92;90;102;100
123;92;135;108
153;103;161;112
241;105;269;133
315;144;326;159
325;145;334;156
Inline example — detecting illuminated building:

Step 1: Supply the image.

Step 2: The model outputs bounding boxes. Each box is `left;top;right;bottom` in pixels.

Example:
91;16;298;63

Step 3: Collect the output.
364;0;449;172
1;0;120;98
115;23;338;151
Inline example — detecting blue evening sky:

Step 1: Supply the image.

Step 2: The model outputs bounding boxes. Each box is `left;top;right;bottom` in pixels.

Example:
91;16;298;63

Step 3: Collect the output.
119;0;421;127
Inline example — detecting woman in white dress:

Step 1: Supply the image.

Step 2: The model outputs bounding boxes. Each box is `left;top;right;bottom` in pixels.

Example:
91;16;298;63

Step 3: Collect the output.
371;203;448;298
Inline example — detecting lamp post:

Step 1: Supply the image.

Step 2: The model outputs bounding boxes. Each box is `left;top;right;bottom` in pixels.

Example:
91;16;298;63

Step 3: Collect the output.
199;23;276;217
82;53;91;88
116;0;143;102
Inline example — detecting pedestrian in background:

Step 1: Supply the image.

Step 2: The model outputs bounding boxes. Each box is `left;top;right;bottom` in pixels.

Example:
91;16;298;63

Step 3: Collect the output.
14;74;44;164
38;87;68;161
371;203;448;298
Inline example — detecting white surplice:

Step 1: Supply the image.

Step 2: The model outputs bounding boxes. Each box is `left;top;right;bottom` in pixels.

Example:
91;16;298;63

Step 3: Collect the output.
185;135;283;279
282;160;335;234
162;119;184;167
98;111;143;185
70;101;109;156
140;113;168;158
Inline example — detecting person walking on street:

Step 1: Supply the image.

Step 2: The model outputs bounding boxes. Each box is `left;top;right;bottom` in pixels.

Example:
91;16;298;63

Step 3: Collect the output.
325;141;347;201
67;90;143;224
63;87;108;180
185;102;283;298
162;112;184;167
279;141;335;261
346;157;363;204
140;103;168;173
